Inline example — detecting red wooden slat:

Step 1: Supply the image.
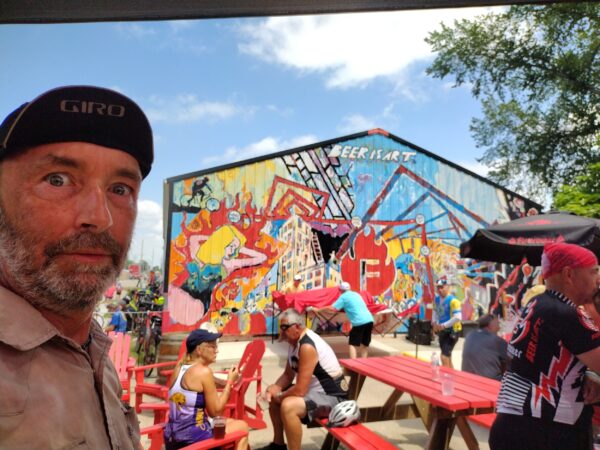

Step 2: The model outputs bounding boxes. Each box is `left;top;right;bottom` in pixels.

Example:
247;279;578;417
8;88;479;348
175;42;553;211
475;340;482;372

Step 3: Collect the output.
341;356;497;411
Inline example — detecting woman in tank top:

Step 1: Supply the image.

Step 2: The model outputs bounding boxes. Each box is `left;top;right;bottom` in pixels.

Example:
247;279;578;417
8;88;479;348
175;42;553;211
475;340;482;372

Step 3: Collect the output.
164;328;249;450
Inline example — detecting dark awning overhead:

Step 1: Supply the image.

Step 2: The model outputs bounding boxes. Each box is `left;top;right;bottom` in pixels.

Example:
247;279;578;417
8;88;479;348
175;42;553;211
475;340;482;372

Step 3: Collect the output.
0;0;573;24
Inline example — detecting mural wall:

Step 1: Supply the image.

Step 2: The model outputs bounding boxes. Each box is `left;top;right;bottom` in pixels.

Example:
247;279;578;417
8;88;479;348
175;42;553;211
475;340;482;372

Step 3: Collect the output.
164;130;541;335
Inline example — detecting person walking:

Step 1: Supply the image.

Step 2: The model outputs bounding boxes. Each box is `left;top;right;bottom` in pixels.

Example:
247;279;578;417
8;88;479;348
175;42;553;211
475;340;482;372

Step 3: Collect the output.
432;277;462;368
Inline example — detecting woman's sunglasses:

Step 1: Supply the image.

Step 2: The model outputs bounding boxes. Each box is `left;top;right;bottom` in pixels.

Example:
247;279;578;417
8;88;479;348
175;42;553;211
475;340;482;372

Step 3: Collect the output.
280;323;298;331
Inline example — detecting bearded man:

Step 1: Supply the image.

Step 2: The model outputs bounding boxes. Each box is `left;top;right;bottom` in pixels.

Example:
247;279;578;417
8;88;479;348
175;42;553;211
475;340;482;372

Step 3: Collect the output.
0;86;153;449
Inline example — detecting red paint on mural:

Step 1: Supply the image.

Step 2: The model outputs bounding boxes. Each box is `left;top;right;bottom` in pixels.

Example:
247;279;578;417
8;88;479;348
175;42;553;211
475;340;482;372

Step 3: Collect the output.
340;226;395;296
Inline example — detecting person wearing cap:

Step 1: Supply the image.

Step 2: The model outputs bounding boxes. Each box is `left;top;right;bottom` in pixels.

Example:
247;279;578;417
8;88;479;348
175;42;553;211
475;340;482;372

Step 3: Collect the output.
258;308;347;450
0;85;153;449
284;274;304;294
432;277;462;368
312;281;374;358
461;314;508;380
105;300;128;333
164;329;248;450
490;243;600;450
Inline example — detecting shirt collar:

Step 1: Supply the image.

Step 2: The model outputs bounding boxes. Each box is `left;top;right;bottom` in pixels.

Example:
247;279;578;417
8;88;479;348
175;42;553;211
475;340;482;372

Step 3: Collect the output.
0;284;58;350
545;289;576;308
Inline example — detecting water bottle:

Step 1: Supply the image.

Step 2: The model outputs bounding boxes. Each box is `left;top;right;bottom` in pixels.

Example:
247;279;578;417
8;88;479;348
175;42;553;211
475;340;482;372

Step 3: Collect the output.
431;352;440;381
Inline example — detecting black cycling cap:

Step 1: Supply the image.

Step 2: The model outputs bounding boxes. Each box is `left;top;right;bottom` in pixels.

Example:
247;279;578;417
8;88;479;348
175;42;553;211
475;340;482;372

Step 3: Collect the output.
0;85;153;178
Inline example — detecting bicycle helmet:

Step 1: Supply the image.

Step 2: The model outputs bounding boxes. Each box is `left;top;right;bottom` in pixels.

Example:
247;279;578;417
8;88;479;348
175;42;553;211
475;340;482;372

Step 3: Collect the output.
327;400;360;428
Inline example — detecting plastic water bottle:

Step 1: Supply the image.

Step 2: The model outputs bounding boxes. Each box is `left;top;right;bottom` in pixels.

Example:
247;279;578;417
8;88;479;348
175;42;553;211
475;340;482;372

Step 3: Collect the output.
431;352;441;381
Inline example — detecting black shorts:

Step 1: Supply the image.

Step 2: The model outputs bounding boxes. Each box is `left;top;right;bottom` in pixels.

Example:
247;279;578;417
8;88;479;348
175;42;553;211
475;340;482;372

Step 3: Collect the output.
438;329;459;357
348;322;373;347
489;413;593;450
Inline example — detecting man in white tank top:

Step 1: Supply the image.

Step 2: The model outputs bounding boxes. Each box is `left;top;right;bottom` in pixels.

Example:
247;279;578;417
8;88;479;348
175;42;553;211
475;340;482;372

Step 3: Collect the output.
257;308;347;450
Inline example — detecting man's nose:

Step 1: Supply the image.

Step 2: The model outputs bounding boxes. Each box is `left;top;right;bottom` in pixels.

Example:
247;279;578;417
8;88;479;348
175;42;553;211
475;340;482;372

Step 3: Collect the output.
76;186;113;232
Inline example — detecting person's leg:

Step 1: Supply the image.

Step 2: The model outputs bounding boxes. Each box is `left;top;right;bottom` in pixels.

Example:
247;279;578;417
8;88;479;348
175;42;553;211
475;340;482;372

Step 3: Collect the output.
348;326;362;359
440;354;453;368
359;322;373;358
225;418;249;450
280;397;307;450
439;332;454;368
268;399;286;445
348;344;359;359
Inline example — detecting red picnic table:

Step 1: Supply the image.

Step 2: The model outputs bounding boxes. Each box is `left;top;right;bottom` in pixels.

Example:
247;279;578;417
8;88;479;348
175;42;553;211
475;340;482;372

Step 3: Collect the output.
340;355;500;450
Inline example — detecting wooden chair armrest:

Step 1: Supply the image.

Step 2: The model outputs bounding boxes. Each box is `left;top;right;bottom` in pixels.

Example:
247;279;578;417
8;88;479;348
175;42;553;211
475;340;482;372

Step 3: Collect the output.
139;402;169;424
130;361;178;383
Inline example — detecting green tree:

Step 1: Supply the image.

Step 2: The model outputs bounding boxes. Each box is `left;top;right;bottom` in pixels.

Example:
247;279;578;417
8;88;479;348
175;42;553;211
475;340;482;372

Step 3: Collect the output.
426;3;600;201
553;162;600;218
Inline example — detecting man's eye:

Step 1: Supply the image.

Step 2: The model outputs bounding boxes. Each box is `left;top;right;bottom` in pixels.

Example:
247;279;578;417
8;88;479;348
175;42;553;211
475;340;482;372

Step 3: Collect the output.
112;184;133;196
46;173;69;186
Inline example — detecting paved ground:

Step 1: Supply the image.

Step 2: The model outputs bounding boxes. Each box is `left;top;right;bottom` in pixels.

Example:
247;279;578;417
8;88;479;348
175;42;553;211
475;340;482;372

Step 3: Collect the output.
135;332;492;450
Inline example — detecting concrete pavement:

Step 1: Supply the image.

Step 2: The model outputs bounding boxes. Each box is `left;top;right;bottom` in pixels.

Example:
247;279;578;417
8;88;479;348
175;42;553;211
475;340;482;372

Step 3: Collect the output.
136;332;492;449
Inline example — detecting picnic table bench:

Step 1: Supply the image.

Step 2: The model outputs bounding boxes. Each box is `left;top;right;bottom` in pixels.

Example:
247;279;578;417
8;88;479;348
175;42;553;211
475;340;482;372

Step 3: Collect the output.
317;418;399;450
340;355;501;450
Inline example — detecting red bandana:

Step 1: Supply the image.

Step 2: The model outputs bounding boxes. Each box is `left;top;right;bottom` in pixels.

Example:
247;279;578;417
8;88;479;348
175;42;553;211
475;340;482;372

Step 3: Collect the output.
541;243;598;279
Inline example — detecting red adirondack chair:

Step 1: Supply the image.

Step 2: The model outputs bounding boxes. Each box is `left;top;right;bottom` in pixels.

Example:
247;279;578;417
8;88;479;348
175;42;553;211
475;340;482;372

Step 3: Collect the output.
221;339;266;429
107;331;135;402
133;340;186;413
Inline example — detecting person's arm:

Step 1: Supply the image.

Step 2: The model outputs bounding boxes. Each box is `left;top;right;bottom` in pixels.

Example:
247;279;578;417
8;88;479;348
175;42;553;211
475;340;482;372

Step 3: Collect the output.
311;305;338;314
274;344;318;403
266;361;295;401
441;299;462;329
577;347;600;376
105;313;117;332
185;364;240;417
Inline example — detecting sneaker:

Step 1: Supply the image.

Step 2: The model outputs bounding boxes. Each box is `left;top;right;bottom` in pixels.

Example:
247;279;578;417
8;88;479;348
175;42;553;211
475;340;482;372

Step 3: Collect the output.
255;443;287;450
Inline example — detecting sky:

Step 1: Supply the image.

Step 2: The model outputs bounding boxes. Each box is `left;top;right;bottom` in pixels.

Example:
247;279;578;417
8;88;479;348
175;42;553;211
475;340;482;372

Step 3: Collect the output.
0;6;501;269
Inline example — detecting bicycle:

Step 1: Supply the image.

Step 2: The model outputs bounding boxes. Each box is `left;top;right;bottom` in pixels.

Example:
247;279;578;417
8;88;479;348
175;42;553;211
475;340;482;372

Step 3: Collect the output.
135;306;163;377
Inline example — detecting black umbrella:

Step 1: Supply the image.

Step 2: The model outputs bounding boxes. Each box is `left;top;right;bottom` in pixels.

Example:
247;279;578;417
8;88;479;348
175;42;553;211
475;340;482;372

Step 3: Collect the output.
460;212;600;266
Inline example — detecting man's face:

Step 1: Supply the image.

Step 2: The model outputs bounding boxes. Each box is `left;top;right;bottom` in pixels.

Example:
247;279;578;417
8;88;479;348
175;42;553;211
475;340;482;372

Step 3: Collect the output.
488;317;500;334
279;319;301;344
568;265;600;306
0;142;141;314
437;284;450;297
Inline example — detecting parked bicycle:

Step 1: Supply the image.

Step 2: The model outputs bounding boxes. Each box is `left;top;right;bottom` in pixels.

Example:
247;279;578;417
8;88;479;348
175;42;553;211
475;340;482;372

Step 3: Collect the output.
135;306;163;376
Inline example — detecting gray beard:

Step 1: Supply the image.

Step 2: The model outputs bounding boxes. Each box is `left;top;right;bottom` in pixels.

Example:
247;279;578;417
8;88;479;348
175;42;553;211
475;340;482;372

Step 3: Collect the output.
0;207;128;314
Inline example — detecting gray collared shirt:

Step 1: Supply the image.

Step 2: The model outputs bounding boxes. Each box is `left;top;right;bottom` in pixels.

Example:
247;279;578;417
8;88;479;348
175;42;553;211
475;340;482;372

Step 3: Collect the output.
0;285;140;449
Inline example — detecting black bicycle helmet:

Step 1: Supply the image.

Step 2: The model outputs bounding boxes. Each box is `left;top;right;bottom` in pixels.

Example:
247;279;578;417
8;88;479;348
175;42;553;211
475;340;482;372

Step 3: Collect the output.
327;400;360;428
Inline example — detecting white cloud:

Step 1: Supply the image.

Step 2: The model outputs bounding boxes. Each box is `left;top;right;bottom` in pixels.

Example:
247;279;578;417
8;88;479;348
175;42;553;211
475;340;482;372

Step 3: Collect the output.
114;23;157;39
168;20;195;32
146;94;249;123
337;114;378;134
459;161;489;178
202;134;318;166
237;8;498;91
129;199;164;268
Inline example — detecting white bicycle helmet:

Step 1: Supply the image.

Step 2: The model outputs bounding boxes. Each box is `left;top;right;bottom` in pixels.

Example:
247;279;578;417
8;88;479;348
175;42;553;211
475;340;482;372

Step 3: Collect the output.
327;400;360;428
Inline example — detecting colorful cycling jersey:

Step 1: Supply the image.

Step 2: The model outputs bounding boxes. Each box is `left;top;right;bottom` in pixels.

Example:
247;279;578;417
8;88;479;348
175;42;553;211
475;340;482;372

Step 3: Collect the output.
165;365;213;444
288;329;346;398
497;290;600;425
433;294;462;332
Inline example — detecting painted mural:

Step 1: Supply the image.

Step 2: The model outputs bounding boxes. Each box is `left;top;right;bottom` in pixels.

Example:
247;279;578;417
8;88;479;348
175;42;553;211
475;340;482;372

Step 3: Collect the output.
164;129;541;335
